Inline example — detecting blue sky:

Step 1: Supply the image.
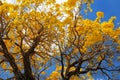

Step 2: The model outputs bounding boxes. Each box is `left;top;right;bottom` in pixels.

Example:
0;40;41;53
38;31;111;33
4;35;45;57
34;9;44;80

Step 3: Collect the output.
83;0;120;27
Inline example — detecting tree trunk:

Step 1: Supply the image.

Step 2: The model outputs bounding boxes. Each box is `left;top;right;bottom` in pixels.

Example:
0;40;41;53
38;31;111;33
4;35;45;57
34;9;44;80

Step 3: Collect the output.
23;54;34;80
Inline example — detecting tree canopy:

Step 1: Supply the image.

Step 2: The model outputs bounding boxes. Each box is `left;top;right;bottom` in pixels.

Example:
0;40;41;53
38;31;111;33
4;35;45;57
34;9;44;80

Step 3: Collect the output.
0;0;120;80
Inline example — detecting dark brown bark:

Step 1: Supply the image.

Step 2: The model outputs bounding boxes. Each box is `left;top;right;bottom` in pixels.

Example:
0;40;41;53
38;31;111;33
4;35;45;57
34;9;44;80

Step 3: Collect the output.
0;38;25;80
22;36;40;80
23;54;34;80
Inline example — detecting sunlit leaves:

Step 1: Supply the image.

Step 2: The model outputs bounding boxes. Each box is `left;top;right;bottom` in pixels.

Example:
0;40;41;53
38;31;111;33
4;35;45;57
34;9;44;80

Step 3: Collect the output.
83;0;94;13
46;71;60;80
0;0;120;80
70;75;79;80
96;11;104;18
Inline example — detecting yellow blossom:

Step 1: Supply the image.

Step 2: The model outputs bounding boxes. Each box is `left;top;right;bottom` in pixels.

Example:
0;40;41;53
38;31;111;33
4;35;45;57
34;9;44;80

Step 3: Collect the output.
101;22;114;29
96;11;104;18
109;16;116;22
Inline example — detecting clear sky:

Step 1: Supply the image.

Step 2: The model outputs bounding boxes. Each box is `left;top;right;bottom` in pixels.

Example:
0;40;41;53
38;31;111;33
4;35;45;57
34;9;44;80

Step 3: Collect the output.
83;0;120;27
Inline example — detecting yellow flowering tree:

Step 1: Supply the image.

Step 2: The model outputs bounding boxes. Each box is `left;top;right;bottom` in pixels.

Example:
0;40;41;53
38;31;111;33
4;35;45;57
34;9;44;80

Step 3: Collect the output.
0;0;120;80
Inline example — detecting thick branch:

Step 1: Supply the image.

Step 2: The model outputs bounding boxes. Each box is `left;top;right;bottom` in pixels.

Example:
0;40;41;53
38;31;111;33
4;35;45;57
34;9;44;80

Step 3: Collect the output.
23;55;34;80
22;23;44;80
0;38;24;80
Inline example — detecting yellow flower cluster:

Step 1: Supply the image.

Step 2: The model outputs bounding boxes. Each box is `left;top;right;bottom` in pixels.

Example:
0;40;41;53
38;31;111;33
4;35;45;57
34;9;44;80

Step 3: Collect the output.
75;14;118;50
46;71;60;80
101;22;114;29
96;11;104;18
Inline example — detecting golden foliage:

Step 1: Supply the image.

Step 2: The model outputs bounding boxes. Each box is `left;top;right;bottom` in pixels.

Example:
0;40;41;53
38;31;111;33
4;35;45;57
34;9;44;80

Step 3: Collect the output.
0;0;120;80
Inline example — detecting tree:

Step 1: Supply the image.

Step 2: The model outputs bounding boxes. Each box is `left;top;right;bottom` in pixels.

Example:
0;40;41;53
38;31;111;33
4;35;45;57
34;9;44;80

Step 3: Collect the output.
0;0;120;80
